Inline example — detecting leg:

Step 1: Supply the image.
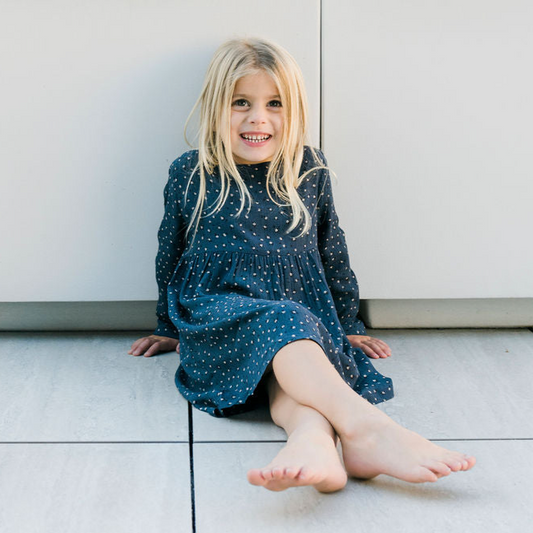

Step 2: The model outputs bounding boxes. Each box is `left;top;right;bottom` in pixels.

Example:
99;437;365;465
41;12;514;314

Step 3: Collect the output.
272;339;476;483
247;374;347;492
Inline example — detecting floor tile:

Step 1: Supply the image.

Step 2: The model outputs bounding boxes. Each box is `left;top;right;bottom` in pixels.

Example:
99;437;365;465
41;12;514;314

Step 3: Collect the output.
0;332;188;441
193;440;532;533
0;443;191;533
194;329;533;442
369;329;533;438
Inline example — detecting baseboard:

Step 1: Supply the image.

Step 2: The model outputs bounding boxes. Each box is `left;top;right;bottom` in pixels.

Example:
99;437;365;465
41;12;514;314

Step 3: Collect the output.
360;298;533;328
1;299;532;330
0;301;157;331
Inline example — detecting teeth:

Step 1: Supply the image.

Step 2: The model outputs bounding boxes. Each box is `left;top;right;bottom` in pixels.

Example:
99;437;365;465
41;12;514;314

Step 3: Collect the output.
241;134;270;142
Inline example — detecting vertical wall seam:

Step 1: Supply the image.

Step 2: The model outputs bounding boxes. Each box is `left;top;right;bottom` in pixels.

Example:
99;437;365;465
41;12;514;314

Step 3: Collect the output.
319;0;323;150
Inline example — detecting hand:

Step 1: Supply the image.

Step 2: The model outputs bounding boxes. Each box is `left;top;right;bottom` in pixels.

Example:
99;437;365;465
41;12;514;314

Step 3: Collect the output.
128;335;180;357
347;335;392;359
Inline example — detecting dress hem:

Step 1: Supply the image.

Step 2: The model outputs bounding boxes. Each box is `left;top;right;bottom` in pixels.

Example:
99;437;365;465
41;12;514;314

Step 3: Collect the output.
175;333;327;418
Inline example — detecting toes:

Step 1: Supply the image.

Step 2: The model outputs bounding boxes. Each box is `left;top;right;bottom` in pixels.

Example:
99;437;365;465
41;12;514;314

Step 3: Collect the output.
414;466;439;483
247;469;266;487
448;461;462;472
465;455;477;470
271;467;284;480
441;452;476;472
261;467;303;492
426;461;452;478
297;466;310;482
258;466;300;484
284;467;299;480
457;455;476;471
423;470;439;483
441;454;465;472
261;469;274;481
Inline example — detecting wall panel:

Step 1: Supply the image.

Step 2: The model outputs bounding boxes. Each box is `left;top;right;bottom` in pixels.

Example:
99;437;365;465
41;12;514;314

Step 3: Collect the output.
323;0;533;298
0;0;320;301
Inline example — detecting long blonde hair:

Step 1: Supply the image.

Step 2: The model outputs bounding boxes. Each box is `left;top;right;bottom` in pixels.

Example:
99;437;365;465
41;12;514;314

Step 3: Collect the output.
183;37;325;244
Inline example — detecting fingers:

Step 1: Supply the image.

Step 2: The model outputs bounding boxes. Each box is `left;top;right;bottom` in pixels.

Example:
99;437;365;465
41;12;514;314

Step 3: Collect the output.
360;343;380;359
128;336;179;357
348;335;392;359
143;342;162;357
128;337;161;357
370;338;392;358
128;338;145;356
363;339;391;359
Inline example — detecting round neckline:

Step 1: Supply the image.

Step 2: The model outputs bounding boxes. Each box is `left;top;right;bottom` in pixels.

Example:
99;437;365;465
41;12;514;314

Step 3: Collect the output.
236;160;271;169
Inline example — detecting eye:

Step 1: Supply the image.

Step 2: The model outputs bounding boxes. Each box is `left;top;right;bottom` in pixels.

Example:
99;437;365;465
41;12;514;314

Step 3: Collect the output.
268;100;282;107
232;98;249;107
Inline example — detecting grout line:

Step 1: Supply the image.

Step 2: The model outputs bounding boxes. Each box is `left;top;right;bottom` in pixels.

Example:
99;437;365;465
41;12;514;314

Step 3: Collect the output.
0;441;189;445
430;438;533;442
1;437;531;446
194;440;286;444
192;437;533;444
188;403;196;533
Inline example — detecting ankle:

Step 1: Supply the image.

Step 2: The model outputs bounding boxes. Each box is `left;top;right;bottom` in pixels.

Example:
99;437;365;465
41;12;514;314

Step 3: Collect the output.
333;401;390;441
288;423;336;445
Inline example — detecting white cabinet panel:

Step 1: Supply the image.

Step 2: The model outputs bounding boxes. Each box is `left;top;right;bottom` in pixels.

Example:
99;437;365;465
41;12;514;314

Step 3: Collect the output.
0;0;320;301
323;0;533;298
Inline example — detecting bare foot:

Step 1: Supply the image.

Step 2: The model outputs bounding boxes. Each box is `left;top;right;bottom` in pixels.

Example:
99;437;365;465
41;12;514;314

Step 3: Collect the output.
247;429;348;492
339;407;476;483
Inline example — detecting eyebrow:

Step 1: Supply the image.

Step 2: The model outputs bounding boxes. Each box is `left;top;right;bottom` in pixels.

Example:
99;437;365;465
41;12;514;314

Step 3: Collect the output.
233;93;281;98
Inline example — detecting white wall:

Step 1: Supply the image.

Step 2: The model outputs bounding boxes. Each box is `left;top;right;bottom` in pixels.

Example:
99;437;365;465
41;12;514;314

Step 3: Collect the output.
323;0;533;299
1;0;532;310
0;0;320;302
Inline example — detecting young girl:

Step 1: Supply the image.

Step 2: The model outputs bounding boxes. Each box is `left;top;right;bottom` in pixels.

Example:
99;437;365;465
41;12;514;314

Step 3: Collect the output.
129;37;476;492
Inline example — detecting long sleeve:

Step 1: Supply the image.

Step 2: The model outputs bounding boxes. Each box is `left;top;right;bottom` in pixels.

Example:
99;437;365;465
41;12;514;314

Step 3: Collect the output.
153;160;188;339
316;155;367;336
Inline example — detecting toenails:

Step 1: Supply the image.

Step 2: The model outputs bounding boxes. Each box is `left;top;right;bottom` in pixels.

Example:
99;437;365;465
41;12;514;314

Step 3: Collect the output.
261;469;273;481
272;467;284;479
285;467;296;478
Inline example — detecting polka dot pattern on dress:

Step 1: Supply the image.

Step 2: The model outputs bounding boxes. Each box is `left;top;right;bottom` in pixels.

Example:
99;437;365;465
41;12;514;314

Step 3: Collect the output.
154;146;393;417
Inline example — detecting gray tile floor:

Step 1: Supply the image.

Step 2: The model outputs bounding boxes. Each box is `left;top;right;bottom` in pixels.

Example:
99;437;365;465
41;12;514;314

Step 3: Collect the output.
1;328;532;532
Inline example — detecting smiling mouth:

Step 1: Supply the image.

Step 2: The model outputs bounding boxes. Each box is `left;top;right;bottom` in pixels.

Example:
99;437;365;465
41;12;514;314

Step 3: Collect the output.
240;133;272;143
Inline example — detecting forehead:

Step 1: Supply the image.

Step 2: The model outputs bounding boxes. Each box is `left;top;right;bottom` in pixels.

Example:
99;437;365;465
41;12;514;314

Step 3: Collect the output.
233;71;280;96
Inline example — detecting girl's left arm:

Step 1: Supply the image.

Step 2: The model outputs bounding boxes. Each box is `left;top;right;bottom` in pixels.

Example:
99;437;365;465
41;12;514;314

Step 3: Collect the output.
316;153;391;359
316;158;367;337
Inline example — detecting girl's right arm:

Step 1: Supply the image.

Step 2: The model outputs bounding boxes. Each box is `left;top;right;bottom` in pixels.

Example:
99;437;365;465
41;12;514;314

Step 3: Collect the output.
129;156;190;357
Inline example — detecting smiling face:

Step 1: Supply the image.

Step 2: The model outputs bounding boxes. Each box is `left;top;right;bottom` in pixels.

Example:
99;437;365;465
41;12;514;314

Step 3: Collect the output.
230;70;284;165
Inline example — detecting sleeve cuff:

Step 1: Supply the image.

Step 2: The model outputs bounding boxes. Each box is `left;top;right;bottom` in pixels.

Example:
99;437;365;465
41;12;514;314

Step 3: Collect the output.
342;321;367;336
154;321;180;340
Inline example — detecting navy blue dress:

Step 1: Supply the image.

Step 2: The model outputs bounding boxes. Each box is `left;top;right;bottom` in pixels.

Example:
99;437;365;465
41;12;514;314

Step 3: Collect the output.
154;146;393;417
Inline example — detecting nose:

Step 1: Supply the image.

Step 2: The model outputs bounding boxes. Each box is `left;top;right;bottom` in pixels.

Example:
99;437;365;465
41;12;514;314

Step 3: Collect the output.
248;104;267;124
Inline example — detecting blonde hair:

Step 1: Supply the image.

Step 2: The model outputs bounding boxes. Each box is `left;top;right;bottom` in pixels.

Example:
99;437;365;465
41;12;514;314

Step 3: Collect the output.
183;37;326;244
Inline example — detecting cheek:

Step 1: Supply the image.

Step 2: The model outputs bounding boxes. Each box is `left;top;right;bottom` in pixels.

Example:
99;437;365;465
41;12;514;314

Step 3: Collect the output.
230;114;240;135
274;116;284;136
